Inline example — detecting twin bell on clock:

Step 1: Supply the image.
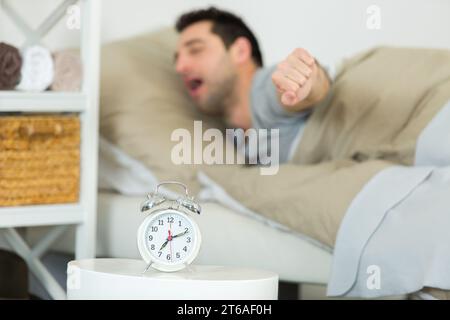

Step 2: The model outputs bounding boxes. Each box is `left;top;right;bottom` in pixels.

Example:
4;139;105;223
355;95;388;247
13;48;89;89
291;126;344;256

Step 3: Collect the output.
137;181;202;273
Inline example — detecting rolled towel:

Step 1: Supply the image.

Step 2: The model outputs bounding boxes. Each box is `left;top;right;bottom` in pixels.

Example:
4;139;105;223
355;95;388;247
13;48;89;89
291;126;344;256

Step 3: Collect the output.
16;45;54;92
51;50;82;91
0;42;22;90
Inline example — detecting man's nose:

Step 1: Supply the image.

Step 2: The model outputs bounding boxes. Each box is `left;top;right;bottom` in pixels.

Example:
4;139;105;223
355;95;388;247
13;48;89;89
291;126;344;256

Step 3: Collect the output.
175;56;189;74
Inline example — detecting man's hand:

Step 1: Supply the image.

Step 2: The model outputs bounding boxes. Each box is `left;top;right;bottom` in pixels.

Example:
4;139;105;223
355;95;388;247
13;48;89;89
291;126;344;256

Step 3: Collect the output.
272;48;329;112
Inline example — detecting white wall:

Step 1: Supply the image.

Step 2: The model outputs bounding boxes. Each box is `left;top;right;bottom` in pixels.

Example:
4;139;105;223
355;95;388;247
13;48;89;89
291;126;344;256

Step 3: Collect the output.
1;0;449;67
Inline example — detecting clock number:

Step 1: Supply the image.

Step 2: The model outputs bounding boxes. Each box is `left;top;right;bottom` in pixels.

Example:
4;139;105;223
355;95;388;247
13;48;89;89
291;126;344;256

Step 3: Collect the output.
167;217;174;223
148;235;153;241
158;251;162;257
178;221;182;227
186;237;191;243
151;226;158;232
183;246;187;252
150;244;155;250
158;220;164;226
166;254;171;261
184;227;189;233
176;252;180;259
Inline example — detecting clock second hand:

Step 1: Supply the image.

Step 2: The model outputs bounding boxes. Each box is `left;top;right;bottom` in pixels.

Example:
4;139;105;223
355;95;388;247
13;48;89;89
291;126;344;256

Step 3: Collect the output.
159;219;176;252
169;220;173;262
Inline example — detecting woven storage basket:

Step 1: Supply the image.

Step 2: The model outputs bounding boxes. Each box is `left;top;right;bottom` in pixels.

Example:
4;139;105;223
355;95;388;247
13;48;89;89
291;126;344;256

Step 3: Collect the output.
0;115;80;206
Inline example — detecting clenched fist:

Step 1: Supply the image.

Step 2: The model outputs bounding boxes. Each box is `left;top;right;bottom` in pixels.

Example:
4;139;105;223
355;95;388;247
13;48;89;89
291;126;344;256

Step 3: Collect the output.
271;48;319;108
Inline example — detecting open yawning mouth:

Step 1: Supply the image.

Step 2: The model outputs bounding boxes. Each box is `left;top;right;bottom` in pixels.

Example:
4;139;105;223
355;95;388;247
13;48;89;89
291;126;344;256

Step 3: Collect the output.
184;77;204;97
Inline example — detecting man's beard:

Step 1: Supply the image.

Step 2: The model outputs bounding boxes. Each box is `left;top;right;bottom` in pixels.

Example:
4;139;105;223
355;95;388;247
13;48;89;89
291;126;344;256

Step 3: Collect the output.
199;70;237;116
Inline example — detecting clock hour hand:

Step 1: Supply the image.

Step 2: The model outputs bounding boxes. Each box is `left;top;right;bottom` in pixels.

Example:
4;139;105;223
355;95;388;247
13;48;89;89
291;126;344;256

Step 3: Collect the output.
172;229;189;239
159;230;173;251
159;239;169;251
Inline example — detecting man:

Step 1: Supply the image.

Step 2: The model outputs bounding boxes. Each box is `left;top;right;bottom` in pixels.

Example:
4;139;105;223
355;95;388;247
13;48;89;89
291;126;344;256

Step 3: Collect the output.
174;8;450;301
175;7;331;163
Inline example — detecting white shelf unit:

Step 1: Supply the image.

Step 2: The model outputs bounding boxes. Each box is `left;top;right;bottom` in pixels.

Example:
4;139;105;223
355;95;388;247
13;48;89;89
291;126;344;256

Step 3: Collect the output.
0;91;87;112
0;0;100;300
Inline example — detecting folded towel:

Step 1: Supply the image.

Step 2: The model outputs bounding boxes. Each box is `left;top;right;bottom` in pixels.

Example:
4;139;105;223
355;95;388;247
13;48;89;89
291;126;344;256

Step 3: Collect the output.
0;42;22;90
16;45;54;92
51;50;82;91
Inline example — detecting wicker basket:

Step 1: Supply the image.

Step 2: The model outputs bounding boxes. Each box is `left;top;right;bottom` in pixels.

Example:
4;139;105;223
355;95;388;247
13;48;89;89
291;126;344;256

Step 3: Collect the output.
0;115;80;206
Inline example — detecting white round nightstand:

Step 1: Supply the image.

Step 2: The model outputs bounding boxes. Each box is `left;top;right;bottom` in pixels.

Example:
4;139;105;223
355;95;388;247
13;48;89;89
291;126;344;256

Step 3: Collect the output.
67;259;279;300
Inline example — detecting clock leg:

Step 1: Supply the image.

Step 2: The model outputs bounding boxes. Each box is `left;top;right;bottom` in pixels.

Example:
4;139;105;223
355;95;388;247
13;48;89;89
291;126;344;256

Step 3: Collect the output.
142;262;153;275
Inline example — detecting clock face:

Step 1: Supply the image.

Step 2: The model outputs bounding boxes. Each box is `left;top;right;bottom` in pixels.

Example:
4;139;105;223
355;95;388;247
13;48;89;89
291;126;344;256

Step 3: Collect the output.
143;210;197;265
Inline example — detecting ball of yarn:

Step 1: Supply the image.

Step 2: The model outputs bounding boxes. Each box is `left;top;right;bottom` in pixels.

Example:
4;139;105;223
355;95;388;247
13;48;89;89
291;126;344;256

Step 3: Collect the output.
0;42;22;90
16;45;54;92
51;50;82;92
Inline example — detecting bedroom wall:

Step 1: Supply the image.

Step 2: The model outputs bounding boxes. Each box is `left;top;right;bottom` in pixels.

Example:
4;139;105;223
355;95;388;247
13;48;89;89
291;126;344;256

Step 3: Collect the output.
1;0;450;69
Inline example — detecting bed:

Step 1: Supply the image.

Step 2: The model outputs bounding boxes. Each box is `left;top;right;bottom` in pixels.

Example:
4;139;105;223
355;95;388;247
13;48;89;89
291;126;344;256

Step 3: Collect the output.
25;29;450;300
26;192;333;285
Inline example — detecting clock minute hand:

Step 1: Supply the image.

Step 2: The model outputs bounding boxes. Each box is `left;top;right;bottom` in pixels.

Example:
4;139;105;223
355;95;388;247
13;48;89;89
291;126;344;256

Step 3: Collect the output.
172;229;189;239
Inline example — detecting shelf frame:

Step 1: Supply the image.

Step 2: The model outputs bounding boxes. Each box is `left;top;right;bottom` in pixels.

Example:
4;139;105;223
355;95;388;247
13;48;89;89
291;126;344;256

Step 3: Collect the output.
0;0;100;300
0;91;87;112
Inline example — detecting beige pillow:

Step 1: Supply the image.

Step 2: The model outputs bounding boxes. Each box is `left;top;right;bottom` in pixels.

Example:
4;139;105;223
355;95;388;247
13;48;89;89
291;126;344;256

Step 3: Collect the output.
99;28;227;195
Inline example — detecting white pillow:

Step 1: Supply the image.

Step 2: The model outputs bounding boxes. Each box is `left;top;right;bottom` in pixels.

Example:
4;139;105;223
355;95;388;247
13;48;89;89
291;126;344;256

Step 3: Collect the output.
98;137;179;199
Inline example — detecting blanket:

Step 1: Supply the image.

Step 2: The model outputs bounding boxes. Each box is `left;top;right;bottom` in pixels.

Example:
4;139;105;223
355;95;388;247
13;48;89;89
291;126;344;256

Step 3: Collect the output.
199;46;450;250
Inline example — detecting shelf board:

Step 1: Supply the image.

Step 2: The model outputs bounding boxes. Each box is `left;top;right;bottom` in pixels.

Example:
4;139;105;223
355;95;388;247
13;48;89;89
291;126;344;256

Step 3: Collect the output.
0;91;87;112
0;203;84;228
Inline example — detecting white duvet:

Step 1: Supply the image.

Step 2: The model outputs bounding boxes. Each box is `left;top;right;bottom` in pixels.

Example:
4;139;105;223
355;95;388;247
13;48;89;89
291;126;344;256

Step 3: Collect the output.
328;100;450;298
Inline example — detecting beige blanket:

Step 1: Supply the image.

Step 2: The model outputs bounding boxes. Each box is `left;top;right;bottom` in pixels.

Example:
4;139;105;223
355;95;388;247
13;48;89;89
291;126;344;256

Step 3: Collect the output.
202;46;450;248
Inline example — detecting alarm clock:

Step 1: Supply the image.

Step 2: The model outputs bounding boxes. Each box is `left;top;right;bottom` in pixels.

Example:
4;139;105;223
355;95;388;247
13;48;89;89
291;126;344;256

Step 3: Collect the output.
137;181;202;273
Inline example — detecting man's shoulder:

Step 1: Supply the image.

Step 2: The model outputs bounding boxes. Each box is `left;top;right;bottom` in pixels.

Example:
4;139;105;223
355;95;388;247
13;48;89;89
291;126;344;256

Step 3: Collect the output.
252;65;277;90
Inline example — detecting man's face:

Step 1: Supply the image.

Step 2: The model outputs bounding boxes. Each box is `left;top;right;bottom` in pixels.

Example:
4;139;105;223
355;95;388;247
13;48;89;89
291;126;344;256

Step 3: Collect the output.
175;21;237;115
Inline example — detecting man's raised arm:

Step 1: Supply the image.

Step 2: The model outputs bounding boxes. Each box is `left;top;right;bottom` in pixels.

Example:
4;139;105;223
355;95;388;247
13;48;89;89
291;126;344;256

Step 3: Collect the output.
271;48;331;112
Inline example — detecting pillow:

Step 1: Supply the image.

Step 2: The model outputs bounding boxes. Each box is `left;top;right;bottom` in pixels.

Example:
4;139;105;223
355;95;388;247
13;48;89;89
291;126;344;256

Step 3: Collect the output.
97;136;159;196
99;28;230;195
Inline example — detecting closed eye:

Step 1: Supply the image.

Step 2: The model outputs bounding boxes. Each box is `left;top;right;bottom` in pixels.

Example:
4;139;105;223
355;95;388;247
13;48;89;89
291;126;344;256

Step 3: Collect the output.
189;46;204;55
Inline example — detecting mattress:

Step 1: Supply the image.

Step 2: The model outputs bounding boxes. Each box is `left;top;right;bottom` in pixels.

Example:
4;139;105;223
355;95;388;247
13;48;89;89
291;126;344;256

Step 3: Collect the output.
26;192;332;284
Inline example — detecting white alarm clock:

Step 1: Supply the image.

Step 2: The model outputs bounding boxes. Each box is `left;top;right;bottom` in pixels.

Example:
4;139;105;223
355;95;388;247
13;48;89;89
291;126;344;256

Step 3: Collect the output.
137;181;202;273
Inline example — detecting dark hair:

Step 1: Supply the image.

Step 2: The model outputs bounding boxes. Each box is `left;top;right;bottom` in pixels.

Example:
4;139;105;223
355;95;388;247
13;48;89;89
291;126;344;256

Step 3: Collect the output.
175;7;263;67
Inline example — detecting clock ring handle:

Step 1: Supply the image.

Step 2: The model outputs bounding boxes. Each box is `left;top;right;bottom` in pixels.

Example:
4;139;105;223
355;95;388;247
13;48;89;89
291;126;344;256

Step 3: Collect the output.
157;181;201;215
156;181;189;197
